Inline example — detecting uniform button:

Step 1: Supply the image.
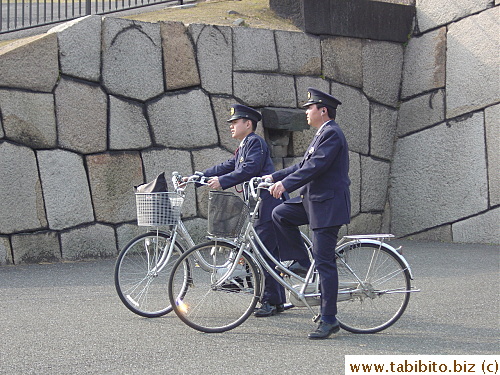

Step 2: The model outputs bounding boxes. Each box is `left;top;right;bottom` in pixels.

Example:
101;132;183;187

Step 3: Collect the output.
300;195;304;198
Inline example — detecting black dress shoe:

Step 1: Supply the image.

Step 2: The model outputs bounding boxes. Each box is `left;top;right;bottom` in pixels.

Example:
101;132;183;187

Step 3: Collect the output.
308;321;340;340
288;262;309;277
275;303;285;313
253;302;277;317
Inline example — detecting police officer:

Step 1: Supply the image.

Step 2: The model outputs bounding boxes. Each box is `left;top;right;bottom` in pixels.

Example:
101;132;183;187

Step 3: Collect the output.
202;104;285;317
264;88;351;339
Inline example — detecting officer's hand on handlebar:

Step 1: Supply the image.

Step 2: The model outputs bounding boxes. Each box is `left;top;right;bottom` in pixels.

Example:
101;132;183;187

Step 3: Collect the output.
269;181;286;199
207;176;221;189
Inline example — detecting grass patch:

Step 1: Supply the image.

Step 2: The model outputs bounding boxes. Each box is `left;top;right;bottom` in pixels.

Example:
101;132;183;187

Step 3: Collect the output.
124;0;300;31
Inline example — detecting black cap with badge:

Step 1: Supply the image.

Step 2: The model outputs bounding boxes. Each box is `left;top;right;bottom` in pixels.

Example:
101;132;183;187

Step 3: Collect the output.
302;88;342;110
227;104;262;123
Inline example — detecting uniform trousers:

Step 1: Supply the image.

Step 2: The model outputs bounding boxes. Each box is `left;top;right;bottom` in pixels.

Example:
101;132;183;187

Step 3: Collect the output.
272;201;340;319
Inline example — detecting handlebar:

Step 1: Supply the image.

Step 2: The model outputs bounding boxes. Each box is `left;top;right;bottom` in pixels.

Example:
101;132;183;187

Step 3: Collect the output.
249;177;273;200
172;171;210;192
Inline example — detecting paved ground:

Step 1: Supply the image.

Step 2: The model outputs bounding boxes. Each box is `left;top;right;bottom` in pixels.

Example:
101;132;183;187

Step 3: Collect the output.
0;240;498;374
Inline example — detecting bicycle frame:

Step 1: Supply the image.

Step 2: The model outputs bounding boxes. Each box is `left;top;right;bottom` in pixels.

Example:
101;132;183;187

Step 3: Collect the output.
220;177;419;320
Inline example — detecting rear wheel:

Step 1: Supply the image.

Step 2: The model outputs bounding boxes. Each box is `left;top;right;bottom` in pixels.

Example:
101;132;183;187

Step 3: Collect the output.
336;242;411;333
169;241;261;333
115;231;184;317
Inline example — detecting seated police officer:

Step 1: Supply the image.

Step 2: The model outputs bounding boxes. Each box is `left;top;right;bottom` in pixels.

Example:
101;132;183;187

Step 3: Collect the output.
264;88;351;339
202;104;285;317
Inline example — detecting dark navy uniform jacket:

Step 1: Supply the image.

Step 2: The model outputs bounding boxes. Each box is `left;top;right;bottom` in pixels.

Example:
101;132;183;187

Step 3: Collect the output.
202;132;280;226
272;120;351;229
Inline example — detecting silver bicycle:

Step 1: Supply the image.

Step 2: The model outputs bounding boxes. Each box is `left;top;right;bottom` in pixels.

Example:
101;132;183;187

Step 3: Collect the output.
114;172;312;318
168;177;420;333
114;172;208;318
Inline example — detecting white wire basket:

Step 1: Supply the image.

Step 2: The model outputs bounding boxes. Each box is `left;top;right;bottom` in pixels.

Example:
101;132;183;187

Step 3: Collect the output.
135;192;184;227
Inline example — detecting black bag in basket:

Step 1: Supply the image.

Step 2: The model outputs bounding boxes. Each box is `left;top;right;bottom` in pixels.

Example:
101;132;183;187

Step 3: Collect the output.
134;172;174;226
134;172;168;193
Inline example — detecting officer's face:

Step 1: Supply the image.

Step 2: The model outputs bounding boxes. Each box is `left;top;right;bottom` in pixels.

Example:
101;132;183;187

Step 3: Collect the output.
229;118;252;140
305;104;324;128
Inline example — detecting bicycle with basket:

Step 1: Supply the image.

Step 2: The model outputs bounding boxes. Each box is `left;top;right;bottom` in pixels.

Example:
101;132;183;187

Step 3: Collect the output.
114;172;312;318
167;177;420;334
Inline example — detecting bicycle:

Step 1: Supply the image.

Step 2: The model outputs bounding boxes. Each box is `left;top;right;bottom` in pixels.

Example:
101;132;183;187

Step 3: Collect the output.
114;172;312;318
114;172;209;318
168;177;420;333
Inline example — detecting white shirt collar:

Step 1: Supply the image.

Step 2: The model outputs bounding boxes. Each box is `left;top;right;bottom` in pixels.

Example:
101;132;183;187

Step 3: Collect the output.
315;121;329;136
239;134;251;148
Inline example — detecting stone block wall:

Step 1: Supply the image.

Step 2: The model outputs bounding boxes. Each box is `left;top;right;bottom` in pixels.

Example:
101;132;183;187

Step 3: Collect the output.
0;2;498;264
390;2;499;243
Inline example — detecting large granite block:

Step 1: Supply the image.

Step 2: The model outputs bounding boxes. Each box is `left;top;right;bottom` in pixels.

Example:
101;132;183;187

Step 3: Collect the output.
361;157;390;212
291;126;316;157
148;89;218;148
452;208;500;244
233;27;278;72
0;236;12;265
485;104;500;206
210;96;241;152
11;231;61;264
189;24;232;95
109;96;151;150
416;0;492;33
60;223;117;260
102;17;163;101
48;15;102;82
0;142;47;234
349;151;361;217
370;103;398;161
38;149;94;230
390;112;488;237
275;30;321;75
401;27;446;99
302;0;415;43
331;82;370;155
233;73;296;107
397;90;445;136
87;152;143;224
182;218;208;246
141;148;196;218
322;37;363;88
55;77;107;154
295;77;330;107
446;7;499;118
362;40;403;107
0;89;57;149
348;213;383;235
0;33;59;92
161;21;200;90
116;224;145;252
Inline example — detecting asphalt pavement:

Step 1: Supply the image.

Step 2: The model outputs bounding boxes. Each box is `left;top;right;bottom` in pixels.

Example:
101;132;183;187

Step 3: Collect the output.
0;240;498;374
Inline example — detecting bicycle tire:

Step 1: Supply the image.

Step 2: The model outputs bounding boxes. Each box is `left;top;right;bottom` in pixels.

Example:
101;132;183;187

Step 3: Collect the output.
168;241;261;333
335;241;411;333
114;231;185;318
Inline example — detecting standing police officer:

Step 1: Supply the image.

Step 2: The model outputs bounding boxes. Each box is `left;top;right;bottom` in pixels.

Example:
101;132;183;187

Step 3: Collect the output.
202;104;285;317
264;88;351;339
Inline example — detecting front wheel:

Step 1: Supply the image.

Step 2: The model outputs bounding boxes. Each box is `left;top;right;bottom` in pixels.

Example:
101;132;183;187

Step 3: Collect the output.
336;242;411;333
114;231;185;317
169;241;261;333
